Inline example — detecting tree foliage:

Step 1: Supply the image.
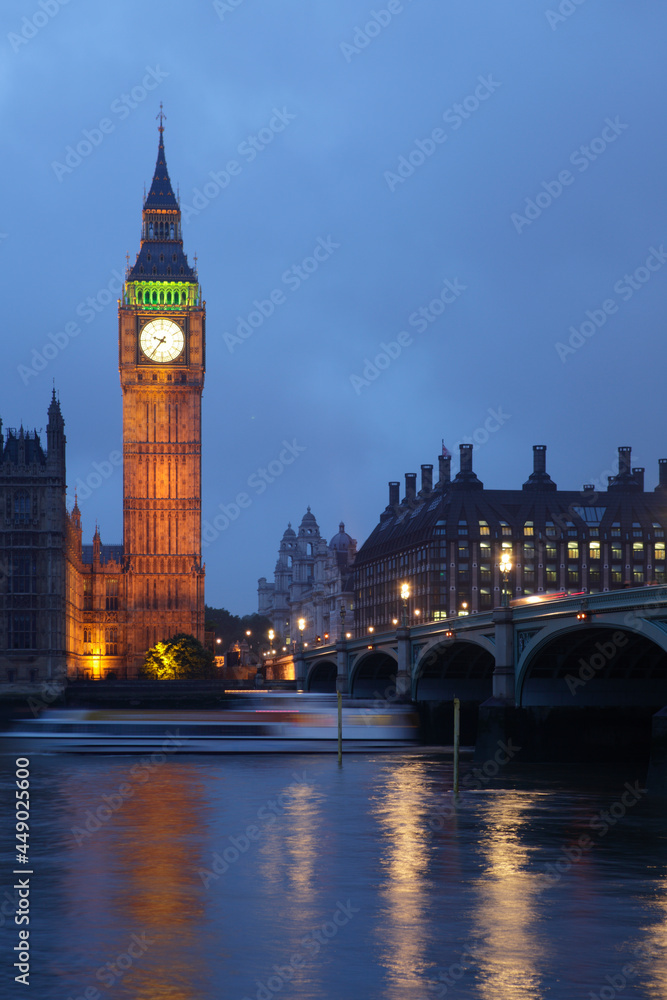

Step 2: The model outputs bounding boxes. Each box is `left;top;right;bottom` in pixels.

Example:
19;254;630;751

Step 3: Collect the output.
139;632;217;681
204;606;276;649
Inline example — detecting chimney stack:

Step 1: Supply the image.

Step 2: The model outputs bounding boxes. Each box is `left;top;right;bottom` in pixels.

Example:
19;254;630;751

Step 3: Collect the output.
420;464;433;494
619;446;632;478
660;460;667;489
405;473;417;502
459;443;473;474
533;445;546;474
633;467;645;492
438;453;451;485
389;481;400;506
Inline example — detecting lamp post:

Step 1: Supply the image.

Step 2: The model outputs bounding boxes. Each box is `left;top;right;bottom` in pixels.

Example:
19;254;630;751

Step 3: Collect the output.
298;617;305;649
500;552;512;607
400;583;410;627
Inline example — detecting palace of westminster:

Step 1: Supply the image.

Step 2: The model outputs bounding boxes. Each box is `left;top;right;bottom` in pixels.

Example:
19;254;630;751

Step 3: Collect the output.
3;124;667;686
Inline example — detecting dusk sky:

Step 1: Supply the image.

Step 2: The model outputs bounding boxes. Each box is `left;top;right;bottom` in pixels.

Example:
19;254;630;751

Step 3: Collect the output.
3;1;666;615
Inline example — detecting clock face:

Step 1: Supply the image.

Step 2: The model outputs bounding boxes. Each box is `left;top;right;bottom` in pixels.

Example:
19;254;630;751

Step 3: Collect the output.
140;319;184;363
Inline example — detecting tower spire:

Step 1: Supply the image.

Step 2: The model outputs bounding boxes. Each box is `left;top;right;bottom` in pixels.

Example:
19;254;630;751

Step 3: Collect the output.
125;112;197;285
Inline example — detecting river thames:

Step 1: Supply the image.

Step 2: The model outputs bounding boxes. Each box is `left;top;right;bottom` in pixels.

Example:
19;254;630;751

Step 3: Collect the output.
1;750;666;999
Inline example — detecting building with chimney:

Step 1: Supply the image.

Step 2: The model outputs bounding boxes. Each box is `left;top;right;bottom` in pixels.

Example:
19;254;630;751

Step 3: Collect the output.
258;509;356;645
353;443;667;633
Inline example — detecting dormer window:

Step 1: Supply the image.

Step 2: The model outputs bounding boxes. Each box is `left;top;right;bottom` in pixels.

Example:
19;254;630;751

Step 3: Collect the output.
152;266;157;275
180;266;184;275
167;266;171;275
172;253;177;262
147;252;151;261
139;265;144;274
159;254;164;262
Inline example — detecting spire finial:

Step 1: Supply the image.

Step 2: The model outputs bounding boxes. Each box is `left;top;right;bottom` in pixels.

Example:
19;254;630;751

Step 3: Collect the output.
157;103;166;134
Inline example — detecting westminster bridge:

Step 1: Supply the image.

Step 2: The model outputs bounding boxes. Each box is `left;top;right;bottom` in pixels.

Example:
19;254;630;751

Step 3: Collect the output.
289;585;667;769
292;584;667;707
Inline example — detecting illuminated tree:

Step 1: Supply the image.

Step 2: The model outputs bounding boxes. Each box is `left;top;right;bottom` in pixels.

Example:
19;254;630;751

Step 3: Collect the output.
139;633;217;680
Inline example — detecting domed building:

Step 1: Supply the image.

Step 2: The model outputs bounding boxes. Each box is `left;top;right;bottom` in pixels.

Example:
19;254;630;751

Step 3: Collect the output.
258;510;356;645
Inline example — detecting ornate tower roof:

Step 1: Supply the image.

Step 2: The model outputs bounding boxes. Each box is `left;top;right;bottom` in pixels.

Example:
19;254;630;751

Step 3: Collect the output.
144;116;178;211
127;109;197;285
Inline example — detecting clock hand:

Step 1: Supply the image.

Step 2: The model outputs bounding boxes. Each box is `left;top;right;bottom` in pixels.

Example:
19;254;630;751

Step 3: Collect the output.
148;336;166;359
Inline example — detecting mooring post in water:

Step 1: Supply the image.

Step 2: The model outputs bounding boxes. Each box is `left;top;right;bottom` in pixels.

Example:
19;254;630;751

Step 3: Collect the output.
337;690;343;764
453;697;460;794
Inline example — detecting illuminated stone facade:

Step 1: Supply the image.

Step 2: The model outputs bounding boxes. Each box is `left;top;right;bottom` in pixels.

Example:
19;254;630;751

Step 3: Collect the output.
1;123;206;687
258;510;356;645
118;121;205;674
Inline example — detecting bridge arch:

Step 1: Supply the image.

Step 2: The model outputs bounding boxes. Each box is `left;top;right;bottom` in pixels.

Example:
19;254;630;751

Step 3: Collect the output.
305;658;337;693
517;615;667;707
413;636;495;702
349;649;398;698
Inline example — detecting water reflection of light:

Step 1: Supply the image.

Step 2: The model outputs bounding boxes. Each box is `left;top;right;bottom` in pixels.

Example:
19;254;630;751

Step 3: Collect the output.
257;778;323;903
637;876;667;998
473;794;547;999
372;761;432;996
61;761;209;1000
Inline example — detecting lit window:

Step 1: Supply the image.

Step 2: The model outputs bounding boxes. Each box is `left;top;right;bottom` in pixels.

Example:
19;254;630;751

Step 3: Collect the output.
568;541;579;559
479;521;490;536
524;521;534;536
500;522;511;536
105;578;119;611
653;523;664;539
633;543;644;561
589;542;601;559
656;543;665;561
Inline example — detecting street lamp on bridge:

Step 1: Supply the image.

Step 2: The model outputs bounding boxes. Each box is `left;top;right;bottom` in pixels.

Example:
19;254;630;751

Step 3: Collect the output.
500;552;512;607
400;583;410;627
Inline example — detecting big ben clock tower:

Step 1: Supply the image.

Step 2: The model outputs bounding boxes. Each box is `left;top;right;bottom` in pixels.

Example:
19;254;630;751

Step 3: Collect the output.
119;113;205;670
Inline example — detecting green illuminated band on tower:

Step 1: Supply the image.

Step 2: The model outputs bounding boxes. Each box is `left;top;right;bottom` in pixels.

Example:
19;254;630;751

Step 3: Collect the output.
124;280;200;309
